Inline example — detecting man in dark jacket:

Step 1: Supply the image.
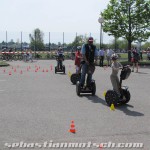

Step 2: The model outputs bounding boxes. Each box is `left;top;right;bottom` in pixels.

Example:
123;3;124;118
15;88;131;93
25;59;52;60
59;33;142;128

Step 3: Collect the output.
80;37;98;88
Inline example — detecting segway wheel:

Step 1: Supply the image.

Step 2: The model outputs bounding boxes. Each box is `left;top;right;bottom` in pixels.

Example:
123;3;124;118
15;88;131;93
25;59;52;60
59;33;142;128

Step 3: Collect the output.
63;66;65;74
105;90;119;106
55;67;57;74
91;82;96;96
76;81;81;96
71;73;78;84
120;89;131;104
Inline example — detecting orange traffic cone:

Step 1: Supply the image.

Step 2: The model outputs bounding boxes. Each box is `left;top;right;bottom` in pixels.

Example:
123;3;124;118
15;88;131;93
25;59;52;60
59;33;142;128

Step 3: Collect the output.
50;66;52;71
9;71;12;75
46;69;48;72
20;70;23;74
99;144;103;149
69;121;76;133
42;69;45;72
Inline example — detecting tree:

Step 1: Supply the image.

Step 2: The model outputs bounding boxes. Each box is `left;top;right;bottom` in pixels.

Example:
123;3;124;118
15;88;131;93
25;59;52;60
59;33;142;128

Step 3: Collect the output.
142;41;150;50
101;0;150;61
29;28;45;51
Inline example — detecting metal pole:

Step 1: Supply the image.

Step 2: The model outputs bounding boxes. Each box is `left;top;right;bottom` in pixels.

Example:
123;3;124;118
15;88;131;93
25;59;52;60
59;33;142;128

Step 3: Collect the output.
21;31;22;51
115;36;117;52
49;32;51;51
63;32;64;51
76;32;77;49
6;31;7;48
34;31;36;57
100;23;102;49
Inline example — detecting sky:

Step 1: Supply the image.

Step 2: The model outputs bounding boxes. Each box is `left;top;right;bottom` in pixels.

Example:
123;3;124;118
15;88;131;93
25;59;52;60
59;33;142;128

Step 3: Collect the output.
0;0;116;44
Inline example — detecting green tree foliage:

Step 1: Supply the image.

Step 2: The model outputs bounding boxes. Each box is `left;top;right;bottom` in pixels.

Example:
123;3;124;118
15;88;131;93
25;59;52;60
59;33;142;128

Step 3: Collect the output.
142;41;150;50
101;0;150;60
29;28;45;51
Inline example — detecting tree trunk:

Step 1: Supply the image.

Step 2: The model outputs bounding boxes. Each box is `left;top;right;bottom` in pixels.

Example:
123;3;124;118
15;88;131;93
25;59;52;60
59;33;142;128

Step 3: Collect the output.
128;39;132;62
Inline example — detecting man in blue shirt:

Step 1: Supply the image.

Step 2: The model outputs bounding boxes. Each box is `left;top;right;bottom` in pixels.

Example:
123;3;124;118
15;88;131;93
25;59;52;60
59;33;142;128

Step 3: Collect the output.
80;37;98;88
99;47;105;67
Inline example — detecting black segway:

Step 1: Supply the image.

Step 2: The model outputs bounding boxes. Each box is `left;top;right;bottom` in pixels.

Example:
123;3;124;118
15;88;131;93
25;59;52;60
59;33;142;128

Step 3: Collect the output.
70;73;81;84
55;55;65;74
105;65;131;106
70;64;82;84
76;63;96;96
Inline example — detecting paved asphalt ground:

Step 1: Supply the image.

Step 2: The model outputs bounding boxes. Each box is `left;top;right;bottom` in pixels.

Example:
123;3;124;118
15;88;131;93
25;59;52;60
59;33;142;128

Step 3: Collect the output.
0;60;150;150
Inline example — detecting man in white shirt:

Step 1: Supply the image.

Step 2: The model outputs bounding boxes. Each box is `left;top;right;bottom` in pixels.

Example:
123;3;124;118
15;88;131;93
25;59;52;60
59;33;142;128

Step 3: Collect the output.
99;47;105;67
106;48;114;66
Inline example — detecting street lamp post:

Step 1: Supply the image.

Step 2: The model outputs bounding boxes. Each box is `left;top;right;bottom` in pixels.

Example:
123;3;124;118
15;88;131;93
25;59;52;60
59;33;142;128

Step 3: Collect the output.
98;16;104;50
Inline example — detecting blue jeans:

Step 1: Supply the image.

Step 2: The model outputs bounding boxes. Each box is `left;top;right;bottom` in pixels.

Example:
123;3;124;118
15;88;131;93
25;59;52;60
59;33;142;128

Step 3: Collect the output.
57;60;62;69
80;63;92;86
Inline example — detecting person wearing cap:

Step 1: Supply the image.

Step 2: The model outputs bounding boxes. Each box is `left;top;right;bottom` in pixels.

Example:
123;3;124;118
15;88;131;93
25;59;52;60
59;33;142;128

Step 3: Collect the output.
80;37;98;88
75;46;82;73
110;54;122;96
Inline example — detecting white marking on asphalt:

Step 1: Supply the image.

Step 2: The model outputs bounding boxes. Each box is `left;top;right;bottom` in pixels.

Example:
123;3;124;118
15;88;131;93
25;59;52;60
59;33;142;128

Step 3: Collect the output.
0;90;4;92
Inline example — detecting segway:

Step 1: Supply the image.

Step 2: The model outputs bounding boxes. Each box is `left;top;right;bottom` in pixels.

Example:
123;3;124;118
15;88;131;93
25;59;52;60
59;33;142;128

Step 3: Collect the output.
105;65;131;106
70;64;82;84
76;63;96;96
55;55;65;74
70;73;81;84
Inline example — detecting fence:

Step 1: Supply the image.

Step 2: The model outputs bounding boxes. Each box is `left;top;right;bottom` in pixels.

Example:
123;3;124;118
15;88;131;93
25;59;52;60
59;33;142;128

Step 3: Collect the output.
0;31;104;51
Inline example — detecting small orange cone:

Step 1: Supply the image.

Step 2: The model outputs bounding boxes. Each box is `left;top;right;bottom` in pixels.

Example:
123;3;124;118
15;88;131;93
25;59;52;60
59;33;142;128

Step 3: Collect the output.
20;70;23;74
14;68;16;73
3;69;6;73
46;69;48;72
50;66;52;71
69;121;76;133
42;69;45;72
99;144;103;149
9;71;12;75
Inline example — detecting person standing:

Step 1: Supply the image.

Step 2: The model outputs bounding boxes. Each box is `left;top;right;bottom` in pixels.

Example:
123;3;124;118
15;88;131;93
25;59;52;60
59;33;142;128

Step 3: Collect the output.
106;48;114;66
99;47;105;67
110;54;122;96
80;37;98;88
75;46;81;73
131;47;139;72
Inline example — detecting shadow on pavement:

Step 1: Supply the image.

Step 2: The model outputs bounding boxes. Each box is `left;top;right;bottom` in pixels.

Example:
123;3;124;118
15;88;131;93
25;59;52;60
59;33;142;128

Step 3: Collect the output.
84;95;107;106
136;72;148;74
116;104;144;117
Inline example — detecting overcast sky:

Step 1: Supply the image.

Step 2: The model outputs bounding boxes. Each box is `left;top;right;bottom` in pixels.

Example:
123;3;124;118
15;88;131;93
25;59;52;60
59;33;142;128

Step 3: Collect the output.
2;0;137;44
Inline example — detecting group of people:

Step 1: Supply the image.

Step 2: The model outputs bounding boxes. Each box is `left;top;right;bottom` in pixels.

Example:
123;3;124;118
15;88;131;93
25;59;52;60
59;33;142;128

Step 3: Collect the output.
55;37;143;96
74;37;122;95
99;48;115;67
23;50;33;62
